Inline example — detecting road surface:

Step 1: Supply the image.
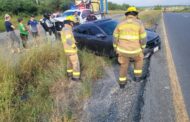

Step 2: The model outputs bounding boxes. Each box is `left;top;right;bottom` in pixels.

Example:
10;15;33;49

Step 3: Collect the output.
164;13;190;117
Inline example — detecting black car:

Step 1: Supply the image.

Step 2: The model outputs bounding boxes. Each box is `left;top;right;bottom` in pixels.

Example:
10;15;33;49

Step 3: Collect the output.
73;19;161;58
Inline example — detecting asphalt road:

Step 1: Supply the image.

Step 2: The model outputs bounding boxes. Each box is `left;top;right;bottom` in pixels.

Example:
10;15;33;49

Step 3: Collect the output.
164;13;190;117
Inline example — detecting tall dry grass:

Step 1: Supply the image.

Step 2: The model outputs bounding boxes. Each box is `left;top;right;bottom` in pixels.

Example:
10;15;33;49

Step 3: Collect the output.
0;42;107;122
139;10;162;28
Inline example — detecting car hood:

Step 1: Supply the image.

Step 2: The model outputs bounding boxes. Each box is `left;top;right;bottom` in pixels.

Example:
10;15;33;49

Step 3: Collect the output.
54;17;67;22
146;30;159;42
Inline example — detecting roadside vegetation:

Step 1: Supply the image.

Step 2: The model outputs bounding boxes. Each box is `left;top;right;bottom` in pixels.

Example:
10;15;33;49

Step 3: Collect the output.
0;42;107;121
0;0;75;15
0;0;74;32
139;10;162;28
174;7;190;12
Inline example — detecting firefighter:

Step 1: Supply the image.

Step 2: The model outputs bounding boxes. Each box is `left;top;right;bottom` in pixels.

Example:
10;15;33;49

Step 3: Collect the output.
113;6;147;89
61;18;80;81
73;11;80;25
66;15;78;26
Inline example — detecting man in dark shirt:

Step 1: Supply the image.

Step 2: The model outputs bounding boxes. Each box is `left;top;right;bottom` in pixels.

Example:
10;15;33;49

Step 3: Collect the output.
4;14;20;53
5;20;14;32
86;13;97;22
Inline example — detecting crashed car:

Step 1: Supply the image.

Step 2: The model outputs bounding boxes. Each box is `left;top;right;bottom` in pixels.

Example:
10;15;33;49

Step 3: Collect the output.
73;19;161;58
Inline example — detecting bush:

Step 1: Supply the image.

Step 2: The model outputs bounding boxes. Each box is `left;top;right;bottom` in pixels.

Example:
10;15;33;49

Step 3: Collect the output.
154;5;162;10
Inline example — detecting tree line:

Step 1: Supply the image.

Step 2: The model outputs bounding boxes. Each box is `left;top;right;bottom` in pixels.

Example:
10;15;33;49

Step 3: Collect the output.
108;2;130;10
0;0;131;15
0;0;75;15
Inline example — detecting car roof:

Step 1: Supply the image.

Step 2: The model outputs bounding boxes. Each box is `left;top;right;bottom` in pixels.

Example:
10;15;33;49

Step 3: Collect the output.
73;19;117;31
78;19;117;26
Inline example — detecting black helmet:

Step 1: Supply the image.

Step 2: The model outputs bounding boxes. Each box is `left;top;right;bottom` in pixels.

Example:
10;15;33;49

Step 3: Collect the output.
43;12;51;19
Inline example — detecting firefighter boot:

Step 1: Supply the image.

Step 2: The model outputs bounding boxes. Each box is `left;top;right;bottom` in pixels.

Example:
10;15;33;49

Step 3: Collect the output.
119;83;127;89
134;77;142;82
67;73;72;78
72;77;80;82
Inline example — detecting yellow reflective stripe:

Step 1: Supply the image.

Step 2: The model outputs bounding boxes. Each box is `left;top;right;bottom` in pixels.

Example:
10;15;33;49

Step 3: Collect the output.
119;77;127;81
67;69;73;73
66;34;72;38
114;33;119;37
71;44;76;48
73;72;80;76
134;70;142;74
113;44;117;48
64;49;77;53
141;45;146;49
119;35;139;40
117;47;142;54
140;32;147;39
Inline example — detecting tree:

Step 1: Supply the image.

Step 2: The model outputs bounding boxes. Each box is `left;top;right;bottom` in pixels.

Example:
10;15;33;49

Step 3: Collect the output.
108;2;130;10
154;5;162;10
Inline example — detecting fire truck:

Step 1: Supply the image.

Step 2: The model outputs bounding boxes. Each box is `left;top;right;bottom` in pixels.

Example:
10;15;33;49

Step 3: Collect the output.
75;0;108;13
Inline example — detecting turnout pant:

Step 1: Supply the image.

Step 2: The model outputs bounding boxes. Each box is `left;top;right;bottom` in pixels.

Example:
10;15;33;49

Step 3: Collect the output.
66;53;80;79
118;52;144;84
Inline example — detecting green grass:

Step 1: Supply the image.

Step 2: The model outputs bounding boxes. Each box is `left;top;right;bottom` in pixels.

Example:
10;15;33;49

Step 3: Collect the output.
108;10;126;15
0;42;107;122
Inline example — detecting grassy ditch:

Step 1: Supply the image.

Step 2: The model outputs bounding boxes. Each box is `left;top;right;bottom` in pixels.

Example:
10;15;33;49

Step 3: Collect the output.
139;10;162;28
0;43;107;122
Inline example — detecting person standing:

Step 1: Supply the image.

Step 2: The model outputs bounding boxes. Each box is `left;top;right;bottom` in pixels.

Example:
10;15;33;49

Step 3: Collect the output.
73;11;80;25
40;13;55;43
27;15;40;47
18;18;29;49
113;6;147;89
61;18;80;81
4;14;20;53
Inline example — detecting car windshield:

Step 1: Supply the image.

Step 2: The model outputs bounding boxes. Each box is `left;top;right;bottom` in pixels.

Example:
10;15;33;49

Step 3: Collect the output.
97;21;118;35
61;11;75;17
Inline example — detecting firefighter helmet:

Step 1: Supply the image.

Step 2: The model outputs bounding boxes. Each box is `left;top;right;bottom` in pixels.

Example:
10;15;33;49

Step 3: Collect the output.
127;6;137;13
66;16;75;22
125;6;138;16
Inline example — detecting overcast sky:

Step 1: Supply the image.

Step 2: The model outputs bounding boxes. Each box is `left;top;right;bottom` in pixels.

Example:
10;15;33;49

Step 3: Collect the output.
108;0;190;6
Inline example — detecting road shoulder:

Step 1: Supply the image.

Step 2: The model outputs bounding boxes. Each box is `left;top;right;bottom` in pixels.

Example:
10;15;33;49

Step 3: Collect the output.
141;16;175;122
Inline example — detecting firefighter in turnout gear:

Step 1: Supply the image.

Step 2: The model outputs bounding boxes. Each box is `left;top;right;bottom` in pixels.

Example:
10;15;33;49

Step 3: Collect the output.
61;18;80;81
113;6;147;89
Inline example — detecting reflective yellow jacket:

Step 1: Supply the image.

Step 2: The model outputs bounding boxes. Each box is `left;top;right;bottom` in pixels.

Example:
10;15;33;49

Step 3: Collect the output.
113;15;147;56
61;27;77;54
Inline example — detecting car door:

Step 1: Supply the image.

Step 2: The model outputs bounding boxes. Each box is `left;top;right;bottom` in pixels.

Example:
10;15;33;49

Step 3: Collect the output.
87;25;111;53
73;25;89;49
